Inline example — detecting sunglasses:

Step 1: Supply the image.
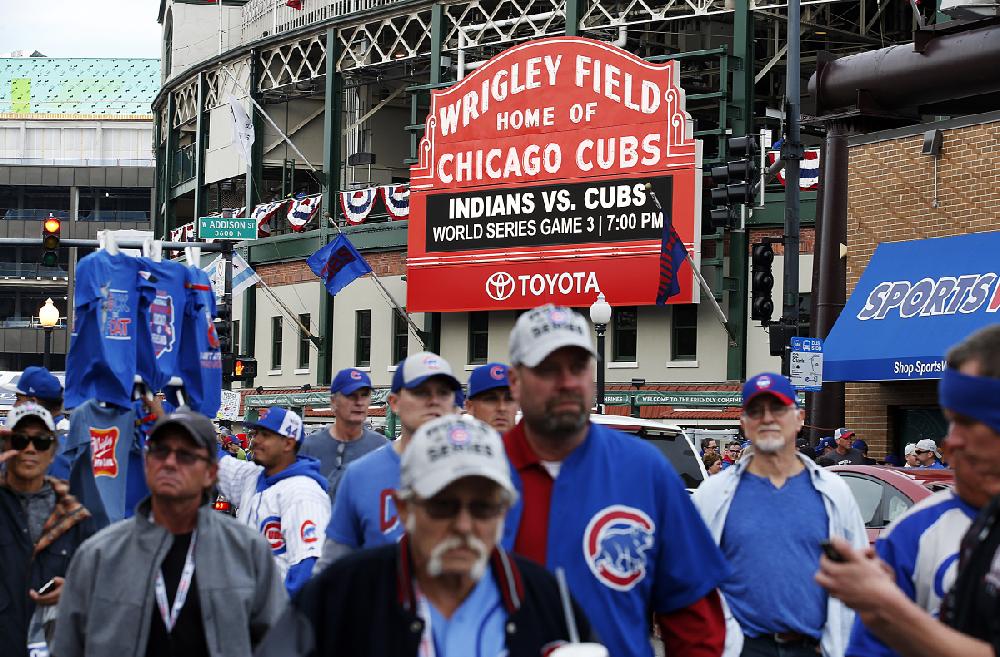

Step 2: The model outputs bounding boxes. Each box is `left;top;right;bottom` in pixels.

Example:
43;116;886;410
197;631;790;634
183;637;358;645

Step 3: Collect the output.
914;449;932;455
145;443;211;466
8;433;55;451
416;498;506;521
743;404;794;420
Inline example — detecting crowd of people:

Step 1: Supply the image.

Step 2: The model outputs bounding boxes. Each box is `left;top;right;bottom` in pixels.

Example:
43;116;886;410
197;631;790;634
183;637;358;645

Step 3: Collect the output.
1;305;998;657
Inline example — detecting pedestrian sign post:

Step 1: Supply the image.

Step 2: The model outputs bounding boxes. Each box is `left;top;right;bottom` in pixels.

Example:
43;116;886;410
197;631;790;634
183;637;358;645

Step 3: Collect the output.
789;337;823;391
198;217;257;240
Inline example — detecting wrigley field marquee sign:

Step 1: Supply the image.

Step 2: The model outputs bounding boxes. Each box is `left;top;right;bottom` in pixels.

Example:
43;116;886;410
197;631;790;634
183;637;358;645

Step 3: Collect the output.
407;37;702;311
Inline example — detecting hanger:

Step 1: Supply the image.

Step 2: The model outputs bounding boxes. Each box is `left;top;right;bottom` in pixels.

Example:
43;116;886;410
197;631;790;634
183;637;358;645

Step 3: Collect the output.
142;237;164;262
167;376;187;409
98;230;120;255
185;245;201;267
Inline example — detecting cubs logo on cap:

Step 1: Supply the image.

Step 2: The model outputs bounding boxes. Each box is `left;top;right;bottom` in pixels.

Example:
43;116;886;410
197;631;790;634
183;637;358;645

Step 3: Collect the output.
467;362;512;399
391;351;461;393
741;372;797;408
331;367;372;396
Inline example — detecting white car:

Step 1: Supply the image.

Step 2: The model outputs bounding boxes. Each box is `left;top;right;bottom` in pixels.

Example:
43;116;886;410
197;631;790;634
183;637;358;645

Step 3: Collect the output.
590;414;709;489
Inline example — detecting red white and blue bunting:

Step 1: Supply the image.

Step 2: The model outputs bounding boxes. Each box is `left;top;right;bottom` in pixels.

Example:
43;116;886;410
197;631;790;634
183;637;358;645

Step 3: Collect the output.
767;142;821;191
380;184;410;220
340;188;378;225
251;200;287;237
287;194;322;232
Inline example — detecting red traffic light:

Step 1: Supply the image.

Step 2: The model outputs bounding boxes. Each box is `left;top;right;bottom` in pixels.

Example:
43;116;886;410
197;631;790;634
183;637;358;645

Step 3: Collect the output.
44;217;61;234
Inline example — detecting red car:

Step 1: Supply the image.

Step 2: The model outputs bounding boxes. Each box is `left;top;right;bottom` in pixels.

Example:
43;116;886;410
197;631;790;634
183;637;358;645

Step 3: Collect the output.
829;465;954;544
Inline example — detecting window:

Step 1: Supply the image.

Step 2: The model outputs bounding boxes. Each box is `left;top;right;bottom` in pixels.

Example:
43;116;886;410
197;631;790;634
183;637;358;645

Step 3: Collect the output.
671;305;698;361
392;309;409;364
270;317;282;370
298;313;311;369
468;312;489;364
232;320;241;356
840;475;884;527
355;310;371;367
611;307;638;362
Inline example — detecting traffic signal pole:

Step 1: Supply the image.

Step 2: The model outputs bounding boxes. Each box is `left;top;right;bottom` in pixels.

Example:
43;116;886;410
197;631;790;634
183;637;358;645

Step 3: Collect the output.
780;0;803;375
222;240;235;391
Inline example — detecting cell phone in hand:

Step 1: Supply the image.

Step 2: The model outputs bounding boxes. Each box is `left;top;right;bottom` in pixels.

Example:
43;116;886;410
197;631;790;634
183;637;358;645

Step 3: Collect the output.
36;578;57;596
820;540;847;563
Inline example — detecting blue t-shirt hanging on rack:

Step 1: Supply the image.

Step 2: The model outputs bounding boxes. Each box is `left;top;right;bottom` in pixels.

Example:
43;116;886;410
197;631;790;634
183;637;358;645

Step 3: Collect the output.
175;266;222;417
136;257;190;392
65;250;154;409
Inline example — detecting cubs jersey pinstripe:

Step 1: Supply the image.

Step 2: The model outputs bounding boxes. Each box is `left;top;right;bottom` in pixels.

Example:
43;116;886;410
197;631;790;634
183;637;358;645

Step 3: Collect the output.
847;488;977;657
216;455;330;593
503;422;728;657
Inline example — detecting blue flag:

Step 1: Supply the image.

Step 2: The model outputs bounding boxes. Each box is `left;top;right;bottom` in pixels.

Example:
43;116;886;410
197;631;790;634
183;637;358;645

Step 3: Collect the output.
307;233;373;296
655;211;688;305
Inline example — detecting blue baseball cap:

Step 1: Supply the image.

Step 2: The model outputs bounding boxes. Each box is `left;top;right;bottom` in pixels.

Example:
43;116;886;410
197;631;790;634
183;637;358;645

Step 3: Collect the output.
467;363;511;399
741;372;797;408
1;366;63;400
817;436;836;454
247;406;304;443
391;351;461;393
330;368;372;396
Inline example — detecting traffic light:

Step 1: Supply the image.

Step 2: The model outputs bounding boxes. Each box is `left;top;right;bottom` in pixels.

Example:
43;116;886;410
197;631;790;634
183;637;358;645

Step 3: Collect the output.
232;357;258;381
751;242;775;324
214;305;232;354
41;215;61;267
706;135;759;230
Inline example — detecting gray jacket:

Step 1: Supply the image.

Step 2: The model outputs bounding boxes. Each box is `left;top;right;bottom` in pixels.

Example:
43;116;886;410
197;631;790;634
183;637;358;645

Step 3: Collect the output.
51;498;287;657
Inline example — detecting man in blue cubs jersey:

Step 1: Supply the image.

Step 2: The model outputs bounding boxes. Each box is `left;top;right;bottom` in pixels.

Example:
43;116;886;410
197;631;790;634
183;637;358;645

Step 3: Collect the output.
175;266;222;417
315;352;461;572
216;406;329;596
503;304;729;657
66;250;154;409
136;258;190;393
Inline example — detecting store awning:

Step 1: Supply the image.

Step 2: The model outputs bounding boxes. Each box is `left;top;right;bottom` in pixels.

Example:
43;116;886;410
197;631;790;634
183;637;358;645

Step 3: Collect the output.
825;232;1000;382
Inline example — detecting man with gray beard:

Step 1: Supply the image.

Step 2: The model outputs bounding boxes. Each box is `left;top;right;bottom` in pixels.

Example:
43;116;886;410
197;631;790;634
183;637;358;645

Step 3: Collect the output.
692;372;867;657
255;414;591;657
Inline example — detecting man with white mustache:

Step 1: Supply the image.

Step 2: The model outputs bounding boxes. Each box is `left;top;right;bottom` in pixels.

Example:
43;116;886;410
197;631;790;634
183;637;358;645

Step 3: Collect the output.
256;414;592;657
693;372;867;657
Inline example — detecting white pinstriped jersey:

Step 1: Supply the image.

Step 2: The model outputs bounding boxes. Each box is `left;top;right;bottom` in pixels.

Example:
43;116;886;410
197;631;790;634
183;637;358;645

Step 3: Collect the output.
217;455;331;583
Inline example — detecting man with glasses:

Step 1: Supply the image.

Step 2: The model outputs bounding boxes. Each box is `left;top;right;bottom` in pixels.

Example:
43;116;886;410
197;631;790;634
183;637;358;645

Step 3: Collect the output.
316;352;462;571
215;406;330;596
702;439;720;458
301;368;388;501
912;439;946;469
693;372;867;657
0;403;93;657
464;362;519;432
257;414;592;657
53;409;285;657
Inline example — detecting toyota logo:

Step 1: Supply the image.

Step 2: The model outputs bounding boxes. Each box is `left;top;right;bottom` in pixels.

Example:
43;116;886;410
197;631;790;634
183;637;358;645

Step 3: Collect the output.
486;271;516;301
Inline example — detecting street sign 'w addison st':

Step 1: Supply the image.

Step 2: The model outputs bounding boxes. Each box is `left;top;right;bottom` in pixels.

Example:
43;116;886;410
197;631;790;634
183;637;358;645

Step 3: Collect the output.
406;36;702;312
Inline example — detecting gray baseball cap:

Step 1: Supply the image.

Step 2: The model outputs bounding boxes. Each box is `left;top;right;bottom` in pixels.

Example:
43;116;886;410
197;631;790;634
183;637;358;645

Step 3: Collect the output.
400;414;517;501
509;304;597;367
149;409;219;461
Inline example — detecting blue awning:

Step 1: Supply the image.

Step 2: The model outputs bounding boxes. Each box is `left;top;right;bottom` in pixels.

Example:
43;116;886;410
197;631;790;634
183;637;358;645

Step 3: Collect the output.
825;231;1000;382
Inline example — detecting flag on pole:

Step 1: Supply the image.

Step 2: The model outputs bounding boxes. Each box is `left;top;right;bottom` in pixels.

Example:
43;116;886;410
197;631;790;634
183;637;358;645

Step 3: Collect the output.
307;234;372;297
655;215;688;305
767;138;821;190
202;252;261;299
287;0;303;8
228;95;255;164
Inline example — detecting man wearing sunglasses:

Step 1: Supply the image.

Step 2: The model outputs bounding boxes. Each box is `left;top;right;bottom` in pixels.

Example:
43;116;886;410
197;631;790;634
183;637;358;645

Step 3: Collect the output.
53;409;285;657
317;351;461;571
215;406;330;596
301;368;388;501
0;403;93;657
257;414;592;657
693;372;867;657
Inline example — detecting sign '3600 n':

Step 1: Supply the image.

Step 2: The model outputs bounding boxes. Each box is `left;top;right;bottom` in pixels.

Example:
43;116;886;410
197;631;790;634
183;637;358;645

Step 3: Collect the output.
406;36;702;312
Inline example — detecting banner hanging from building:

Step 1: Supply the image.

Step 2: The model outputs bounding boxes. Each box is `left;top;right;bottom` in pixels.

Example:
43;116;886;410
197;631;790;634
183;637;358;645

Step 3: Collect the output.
406;36;701;312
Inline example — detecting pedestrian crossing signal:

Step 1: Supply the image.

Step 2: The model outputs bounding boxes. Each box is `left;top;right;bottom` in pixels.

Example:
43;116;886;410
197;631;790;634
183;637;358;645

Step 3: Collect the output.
232;357;257;381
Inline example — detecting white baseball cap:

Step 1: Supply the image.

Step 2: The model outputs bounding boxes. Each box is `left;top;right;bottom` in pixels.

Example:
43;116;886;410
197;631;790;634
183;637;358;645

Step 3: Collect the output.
5;402;55;432
400;414;517;501
904;443;917;456
508;304;597;368
392;351;461;393
915;438;942;458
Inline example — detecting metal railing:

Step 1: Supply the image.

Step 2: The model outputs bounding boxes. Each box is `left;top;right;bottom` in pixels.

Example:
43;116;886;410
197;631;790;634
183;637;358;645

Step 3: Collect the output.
0;262;68;278
173;143;197;186
0;316;69;329
0;209;151;223
0;209;70;221
241;0;396;43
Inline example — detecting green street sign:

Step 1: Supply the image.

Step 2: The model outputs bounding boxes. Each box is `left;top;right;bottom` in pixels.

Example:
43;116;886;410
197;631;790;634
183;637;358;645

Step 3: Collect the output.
635;391;744;407
198;217;258;240
603;392;631;405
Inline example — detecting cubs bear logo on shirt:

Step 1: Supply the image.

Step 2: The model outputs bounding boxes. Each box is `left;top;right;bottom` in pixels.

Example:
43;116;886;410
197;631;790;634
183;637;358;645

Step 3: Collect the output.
583;505;656;591
260;515;287;554
149;291;176;358
300;519;318;544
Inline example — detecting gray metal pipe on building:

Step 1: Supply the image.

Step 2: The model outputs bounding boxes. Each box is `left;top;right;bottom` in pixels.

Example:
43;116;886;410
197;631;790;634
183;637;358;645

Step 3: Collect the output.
808;22;1000;114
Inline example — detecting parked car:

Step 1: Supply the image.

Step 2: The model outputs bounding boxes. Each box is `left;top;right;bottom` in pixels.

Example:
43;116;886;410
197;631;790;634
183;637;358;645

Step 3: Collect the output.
830;464;954;544
590;414;708;489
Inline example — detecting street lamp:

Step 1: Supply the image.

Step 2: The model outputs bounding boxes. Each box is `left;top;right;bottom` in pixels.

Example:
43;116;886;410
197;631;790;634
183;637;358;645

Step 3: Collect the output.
38;298;59;369
589;292;612;412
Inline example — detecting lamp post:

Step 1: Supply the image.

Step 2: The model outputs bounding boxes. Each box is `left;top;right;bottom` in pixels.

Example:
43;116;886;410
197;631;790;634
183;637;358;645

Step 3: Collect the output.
38;298;59;369
589;292;612;412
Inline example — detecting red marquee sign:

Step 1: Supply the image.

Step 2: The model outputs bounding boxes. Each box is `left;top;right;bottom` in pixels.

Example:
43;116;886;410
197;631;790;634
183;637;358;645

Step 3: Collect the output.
407;36;701;312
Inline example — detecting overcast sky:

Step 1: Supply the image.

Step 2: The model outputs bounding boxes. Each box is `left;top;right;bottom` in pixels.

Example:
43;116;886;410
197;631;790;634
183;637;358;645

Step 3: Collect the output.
0;0;162;58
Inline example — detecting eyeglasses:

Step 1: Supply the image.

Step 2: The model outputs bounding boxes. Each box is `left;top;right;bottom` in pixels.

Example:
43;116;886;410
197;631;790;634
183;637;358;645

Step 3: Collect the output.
336;441;346;469
416;498;506;521
9;433;55;451
742;404;794;420
145;443;211;466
